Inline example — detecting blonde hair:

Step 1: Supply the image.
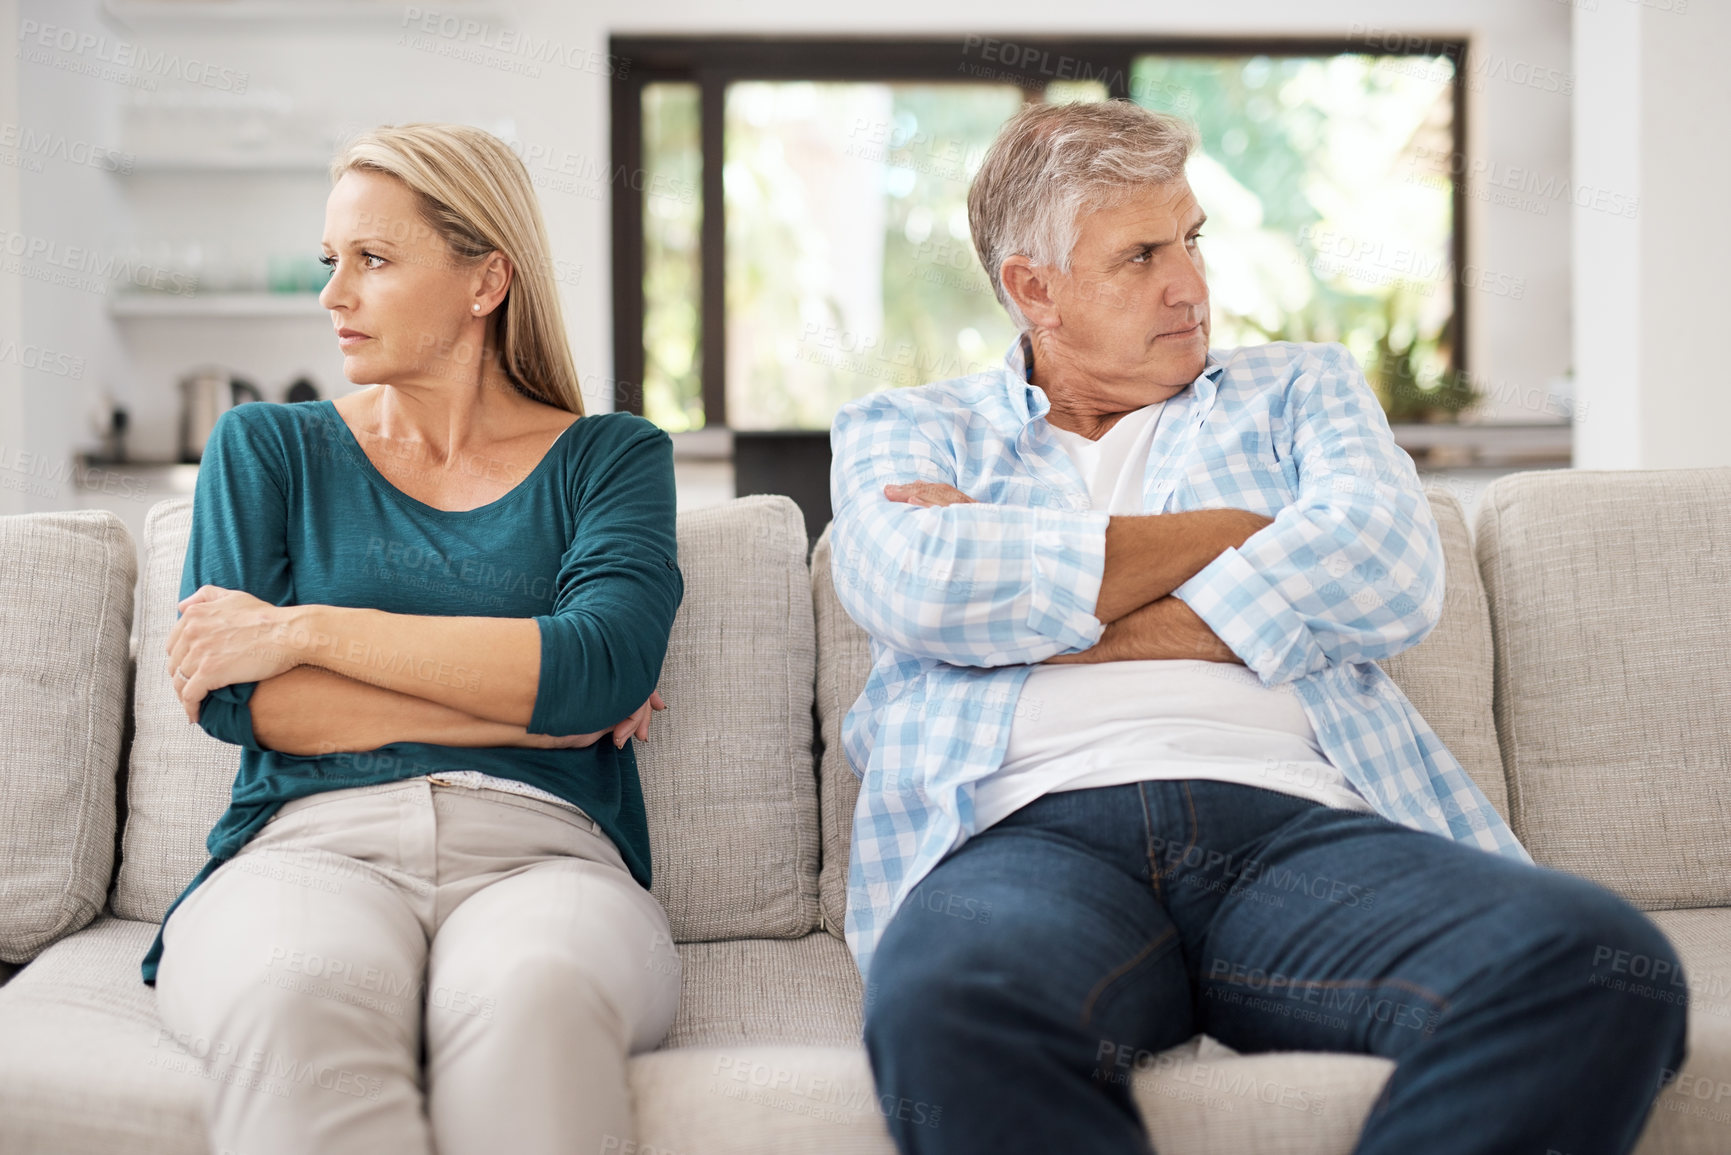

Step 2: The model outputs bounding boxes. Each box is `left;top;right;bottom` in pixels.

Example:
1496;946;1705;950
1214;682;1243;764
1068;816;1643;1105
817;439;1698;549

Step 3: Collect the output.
968;100;1199;330
330;123;585;415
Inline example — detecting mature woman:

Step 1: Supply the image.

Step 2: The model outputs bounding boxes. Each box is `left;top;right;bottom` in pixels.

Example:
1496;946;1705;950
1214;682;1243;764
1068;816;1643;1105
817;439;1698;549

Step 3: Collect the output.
145;123;684;1155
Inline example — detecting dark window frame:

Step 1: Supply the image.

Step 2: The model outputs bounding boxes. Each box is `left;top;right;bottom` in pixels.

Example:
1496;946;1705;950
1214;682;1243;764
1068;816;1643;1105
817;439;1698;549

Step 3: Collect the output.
609;35;1470;427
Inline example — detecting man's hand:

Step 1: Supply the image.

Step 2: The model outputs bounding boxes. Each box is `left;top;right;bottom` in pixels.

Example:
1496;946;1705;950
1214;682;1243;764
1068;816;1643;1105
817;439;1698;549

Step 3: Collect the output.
882;476;1272;645
884;481;977;508
1042;596;1241;666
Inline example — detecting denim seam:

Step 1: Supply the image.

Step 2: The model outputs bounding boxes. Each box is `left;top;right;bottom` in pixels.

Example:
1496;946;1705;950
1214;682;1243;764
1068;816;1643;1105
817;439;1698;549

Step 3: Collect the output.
1203;974;1453;1014
1079;924;1179;1029
1147;784;1200;900
1138;783;1163;904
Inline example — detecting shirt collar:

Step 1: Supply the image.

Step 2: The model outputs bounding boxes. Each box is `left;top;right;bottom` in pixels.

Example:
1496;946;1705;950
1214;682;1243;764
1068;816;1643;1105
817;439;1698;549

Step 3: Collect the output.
1003;331;1226;426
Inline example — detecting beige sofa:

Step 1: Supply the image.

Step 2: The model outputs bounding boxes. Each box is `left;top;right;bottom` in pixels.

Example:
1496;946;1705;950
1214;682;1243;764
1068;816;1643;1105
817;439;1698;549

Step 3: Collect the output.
1;468;1727;1154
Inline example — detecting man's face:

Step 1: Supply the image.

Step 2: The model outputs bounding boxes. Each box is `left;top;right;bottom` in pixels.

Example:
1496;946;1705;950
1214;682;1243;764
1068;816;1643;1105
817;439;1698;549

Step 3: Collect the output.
1043;177;1210;399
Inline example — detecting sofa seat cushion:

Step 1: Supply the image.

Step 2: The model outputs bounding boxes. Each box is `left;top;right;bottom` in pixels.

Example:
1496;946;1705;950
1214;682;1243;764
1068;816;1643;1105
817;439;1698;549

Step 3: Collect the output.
632;1044;894;1154
3;919;1390;1154
630;1037;1393;1155
812;487;1508;940
113;493;821;942
1636;908;1731;1152
666;933;863;1049
0;916;204;1155
0;510;136;963
11;913;1728;1152
1475;467;1731;908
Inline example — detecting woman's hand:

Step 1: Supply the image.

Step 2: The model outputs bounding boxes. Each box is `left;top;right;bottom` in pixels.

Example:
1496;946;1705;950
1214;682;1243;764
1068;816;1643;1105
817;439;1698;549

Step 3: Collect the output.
166;585;299;723
608;689;668;748
515;690;668;751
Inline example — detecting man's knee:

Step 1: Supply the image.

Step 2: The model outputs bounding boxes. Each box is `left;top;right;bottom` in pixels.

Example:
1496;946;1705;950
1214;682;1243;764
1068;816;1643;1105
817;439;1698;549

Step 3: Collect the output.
1517;879;1689;1050
864;904;1025;1056
1541;884;1682;988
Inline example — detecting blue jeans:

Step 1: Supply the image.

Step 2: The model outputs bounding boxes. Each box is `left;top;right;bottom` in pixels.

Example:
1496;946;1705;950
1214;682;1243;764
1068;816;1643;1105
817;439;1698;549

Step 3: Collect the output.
864;781;1688;1155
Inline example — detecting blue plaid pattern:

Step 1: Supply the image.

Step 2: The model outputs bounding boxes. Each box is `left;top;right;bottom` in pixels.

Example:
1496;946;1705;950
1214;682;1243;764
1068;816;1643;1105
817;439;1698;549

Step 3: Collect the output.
828;336;1532;986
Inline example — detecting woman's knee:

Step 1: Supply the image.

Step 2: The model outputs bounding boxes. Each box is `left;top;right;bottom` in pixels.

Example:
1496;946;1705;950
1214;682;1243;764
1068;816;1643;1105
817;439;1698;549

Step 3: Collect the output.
440;861;678;1032
502;948;622;1025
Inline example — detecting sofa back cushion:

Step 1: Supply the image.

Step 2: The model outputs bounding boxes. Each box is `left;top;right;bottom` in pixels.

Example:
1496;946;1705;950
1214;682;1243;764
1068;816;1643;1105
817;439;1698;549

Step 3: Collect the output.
0;511;135;962
111;494;821;940
1475;466;1731;908
635;495;820;940
812;488;1507;939
811;525;874;938
1378;487;1509;820
110;500;238;922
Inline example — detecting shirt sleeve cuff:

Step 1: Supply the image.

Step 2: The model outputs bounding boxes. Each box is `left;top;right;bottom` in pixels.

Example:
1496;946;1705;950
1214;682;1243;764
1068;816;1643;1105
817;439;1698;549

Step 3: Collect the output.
526;614;570;736
1172;545;1320;685
1026;507;1111;652
197;685;261;750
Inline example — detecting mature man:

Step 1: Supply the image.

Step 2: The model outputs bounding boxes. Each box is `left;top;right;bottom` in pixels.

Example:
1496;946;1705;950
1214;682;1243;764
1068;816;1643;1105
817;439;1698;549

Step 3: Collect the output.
827;100;1686;1155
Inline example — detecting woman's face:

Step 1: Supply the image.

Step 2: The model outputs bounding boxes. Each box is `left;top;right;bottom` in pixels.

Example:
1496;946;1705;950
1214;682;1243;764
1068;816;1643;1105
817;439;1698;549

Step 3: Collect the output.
318;169;508;389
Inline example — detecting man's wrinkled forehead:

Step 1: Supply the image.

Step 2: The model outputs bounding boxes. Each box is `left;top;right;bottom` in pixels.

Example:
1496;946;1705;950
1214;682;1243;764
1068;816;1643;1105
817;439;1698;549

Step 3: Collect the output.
1088;178;1206;240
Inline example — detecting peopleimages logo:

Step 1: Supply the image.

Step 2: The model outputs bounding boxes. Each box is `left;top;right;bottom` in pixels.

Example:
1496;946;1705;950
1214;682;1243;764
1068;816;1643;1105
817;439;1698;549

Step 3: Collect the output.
16;20;249;92
0;337;84;379
1408;146;1639;219
1349;25;1574;95
0;123;133;174
0;445;150;501
399;7;630;78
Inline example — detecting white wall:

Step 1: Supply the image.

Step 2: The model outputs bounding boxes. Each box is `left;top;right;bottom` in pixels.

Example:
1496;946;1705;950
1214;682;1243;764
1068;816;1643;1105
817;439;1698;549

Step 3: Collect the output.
1575;0;1730;470
0;0;23;517
13;0;132;514
1570;0;1640;470
6;0;1577;510
1643;1;1731;469
586;0;1576;427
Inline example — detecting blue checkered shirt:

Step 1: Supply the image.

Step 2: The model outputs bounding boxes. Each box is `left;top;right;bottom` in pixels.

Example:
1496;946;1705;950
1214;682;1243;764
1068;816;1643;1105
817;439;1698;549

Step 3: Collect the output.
827;336;1532;987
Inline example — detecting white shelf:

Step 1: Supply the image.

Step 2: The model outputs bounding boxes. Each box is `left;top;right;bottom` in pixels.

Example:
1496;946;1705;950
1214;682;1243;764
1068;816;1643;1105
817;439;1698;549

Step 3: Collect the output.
109;292;327;318
101;1;515;31
669;428;734;460
1391;421;1572;467
119;154;333;175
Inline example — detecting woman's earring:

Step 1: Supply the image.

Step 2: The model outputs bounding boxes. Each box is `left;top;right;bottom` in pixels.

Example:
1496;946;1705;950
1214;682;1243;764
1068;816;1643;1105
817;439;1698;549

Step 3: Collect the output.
472;303;481;313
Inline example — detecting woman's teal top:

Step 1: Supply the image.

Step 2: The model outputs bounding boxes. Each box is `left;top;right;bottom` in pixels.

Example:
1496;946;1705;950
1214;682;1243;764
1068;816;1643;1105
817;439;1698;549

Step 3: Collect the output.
140;399;682;985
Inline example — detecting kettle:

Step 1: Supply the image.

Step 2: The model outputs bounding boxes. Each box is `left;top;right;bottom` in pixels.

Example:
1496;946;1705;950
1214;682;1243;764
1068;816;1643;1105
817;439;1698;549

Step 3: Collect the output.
179;366;263;462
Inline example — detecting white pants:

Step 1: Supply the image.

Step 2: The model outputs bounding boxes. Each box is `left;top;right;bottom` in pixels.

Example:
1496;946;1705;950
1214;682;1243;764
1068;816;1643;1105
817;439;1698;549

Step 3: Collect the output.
153;776;682;1155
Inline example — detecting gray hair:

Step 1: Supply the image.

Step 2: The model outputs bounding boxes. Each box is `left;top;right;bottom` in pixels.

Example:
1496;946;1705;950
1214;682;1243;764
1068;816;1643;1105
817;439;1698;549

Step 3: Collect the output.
967;100;1200;329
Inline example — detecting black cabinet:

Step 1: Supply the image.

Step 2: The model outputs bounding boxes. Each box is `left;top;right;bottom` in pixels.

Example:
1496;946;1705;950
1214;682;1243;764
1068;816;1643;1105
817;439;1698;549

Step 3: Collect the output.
731;430;833;550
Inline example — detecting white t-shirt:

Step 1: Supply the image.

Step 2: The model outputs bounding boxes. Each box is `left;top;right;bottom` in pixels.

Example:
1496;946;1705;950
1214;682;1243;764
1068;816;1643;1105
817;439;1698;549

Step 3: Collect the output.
970;401;1375;832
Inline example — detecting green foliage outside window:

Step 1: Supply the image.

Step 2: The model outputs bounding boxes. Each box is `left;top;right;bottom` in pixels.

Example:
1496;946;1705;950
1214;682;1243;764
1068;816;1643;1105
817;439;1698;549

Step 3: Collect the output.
639;54;1474;430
